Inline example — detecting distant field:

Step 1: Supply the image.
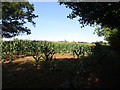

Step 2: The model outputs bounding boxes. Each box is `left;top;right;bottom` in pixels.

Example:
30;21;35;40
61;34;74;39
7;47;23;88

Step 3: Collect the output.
51;41;95;46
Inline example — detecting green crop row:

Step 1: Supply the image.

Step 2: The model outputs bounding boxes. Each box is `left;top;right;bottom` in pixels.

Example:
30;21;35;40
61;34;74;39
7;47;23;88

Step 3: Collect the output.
2;39;111;62
1;39;94;55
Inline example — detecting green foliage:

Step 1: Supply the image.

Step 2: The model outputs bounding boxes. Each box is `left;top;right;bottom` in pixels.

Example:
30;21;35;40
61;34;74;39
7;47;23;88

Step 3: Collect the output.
92;42;110;59
94;27;118;41
72;45;85;58
108;30;120;54
60;2;120;29
40;41;55;61
2;2;38;38
95;27;120;54
60;2;120;54
72;44;94;59
2;39;111;69
2;40;94;61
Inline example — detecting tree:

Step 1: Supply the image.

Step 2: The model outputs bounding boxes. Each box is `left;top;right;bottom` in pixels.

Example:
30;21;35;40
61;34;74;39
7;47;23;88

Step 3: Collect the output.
60;2;120;29
95;27;120;54
94;27;118;41
60;2;120;54
2;2;38;38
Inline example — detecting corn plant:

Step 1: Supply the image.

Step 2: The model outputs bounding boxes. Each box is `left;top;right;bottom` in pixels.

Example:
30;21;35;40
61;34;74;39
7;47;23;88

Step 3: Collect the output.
2;40;96;64
72;45;84;59
24;41;43;69
40;42;55;68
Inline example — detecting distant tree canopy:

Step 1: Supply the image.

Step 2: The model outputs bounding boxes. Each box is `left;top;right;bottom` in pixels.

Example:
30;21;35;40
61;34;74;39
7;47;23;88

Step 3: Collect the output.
60;2;120;54
2;2;38;38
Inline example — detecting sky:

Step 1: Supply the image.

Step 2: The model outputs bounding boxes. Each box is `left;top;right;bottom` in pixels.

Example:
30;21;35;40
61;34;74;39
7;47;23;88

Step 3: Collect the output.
3;2;106;43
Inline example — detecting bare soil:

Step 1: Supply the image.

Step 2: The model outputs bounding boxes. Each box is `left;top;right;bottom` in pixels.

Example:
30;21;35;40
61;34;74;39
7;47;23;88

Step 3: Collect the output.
2;53;102;88
3;53;75;64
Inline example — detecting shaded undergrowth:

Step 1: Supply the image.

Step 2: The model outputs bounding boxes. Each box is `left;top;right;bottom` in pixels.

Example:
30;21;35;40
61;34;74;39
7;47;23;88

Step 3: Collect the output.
2;44;120;88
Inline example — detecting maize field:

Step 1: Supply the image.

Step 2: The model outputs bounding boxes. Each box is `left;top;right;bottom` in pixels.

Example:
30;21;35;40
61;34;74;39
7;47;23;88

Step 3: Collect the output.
1;39;96;62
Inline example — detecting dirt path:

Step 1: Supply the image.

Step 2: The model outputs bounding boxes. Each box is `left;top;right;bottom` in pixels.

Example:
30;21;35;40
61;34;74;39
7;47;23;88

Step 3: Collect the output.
3;53;75;64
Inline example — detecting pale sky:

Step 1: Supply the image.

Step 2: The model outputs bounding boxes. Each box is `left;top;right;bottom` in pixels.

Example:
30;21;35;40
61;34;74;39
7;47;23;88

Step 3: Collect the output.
3;2;106;43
